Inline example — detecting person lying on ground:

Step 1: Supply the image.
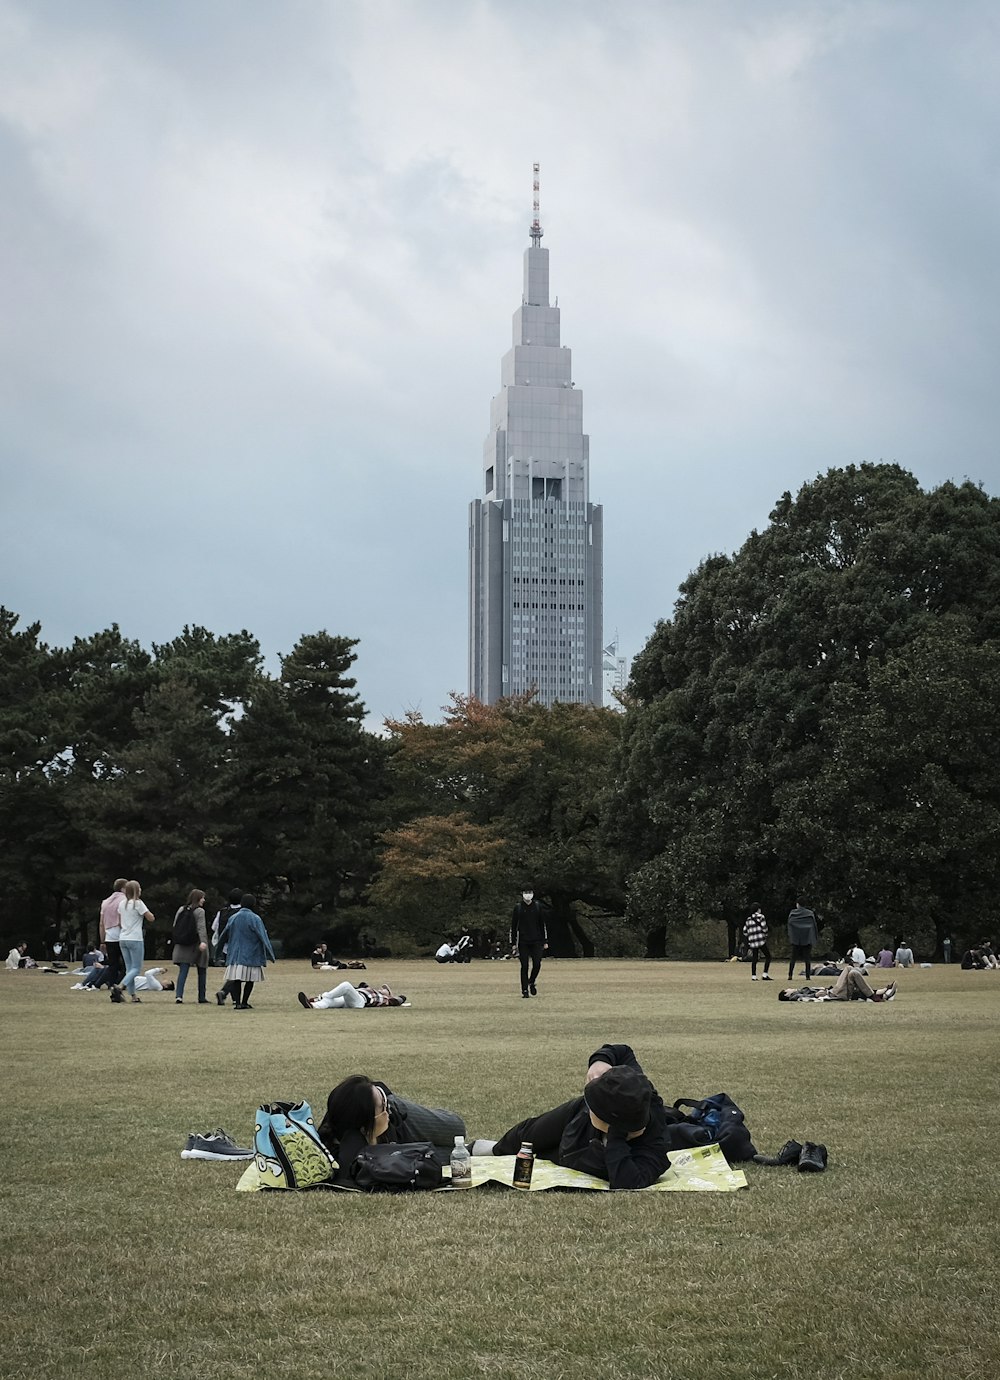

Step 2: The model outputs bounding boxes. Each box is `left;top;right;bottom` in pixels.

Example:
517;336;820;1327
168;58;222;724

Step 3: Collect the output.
317;1073;466;1184
297;981;408;1009
478;1042;670;1191
779;969;897;1002
132;966;175;992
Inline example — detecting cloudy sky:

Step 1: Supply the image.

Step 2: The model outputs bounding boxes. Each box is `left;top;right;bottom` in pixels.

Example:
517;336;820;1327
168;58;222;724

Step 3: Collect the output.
2;0;998;723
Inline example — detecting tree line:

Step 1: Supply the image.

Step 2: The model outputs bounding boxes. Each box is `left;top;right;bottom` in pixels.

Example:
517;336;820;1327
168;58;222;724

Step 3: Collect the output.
3;463;999;959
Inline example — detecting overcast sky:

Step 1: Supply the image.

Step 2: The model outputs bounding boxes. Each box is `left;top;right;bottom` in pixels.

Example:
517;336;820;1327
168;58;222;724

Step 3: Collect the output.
2;0;998;723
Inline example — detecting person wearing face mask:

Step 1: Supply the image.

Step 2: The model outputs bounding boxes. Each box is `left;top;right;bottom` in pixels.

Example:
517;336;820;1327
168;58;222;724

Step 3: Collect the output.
510;885;549;998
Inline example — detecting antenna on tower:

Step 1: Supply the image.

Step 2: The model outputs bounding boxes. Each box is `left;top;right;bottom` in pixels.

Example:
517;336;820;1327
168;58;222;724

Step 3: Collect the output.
530;162;543;246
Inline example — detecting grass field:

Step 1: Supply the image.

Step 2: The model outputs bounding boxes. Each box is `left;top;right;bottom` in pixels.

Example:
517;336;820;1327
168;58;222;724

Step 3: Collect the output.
3;957;998;1380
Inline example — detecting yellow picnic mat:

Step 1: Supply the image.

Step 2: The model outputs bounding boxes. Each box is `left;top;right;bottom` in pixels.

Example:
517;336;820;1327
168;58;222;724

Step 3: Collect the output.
235;1142;746;1193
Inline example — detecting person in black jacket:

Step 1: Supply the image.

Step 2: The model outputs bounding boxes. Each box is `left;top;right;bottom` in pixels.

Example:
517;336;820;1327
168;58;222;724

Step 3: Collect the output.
510;886;549;998
483;1042;670;1190
786;899;820;980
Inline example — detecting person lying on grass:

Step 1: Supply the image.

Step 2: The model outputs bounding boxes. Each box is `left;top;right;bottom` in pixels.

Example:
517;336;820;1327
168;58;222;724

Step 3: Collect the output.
477;1042;670;1191
317;1074;466;1184
779;967;897;1002
297;981;408;1008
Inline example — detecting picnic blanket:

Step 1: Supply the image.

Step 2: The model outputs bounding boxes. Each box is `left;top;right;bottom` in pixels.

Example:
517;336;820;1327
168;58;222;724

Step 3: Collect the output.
235;1142;747;1193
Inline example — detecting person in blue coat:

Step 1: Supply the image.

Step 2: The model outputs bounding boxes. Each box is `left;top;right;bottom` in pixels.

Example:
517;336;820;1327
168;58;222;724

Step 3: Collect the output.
218;894;276;1010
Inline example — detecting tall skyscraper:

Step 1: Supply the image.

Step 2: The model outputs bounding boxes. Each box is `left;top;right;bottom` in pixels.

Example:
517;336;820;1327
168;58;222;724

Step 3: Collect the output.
468;170;603;706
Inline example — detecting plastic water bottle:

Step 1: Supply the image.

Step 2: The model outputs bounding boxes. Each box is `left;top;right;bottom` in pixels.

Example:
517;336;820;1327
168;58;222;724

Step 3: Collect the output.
450;1135;472;1189
512;1140;535;1189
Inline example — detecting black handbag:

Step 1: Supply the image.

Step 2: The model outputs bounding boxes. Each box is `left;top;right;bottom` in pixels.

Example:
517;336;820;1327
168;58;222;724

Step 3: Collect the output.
349;1141;445;1192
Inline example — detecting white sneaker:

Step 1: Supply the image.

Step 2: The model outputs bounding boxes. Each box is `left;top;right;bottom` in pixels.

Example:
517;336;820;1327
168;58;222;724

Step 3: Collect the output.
70;983;85;990
762;974;774;981
751;975;758;981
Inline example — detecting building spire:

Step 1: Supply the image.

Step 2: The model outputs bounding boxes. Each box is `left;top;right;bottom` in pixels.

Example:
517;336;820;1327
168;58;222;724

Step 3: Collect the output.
529;161;543;246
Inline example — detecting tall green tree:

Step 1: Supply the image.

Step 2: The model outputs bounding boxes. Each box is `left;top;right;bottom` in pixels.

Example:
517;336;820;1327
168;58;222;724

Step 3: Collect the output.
0;609;78;937
614;464;1000;953
227;632;389;938
75;677;233;922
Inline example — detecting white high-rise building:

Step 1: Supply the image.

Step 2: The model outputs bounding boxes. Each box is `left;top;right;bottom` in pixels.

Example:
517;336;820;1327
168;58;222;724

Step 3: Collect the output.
468;176;603;706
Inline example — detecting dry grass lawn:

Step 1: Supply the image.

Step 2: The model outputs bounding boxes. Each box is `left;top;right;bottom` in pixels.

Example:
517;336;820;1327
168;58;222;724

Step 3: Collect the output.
3;956;997;1379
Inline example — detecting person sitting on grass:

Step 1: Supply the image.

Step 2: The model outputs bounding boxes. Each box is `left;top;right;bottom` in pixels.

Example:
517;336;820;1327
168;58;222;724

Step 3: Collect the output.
317;1074;466;1184
960;948;989;970
311;943;347;969
476;1042;670;1191
779;965;897;1002
6;943;35;970
297;981;408;1009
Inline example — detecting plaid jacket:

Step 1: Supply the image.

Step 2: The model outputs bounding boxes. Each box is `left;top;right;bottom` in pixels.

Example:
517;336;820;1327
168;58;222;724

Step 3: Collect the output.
743;914;768;948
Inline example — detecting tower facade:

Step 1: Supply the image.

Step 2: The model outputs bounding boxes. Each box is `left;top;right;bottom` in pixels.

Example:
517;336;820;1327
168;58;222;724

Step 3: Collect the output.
468;184;603;706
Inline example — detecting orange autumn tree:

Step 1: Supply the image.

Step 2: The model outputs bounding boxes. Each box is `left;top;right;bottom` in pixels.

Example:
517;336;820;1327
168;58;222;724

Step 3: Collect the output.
369;693;624;952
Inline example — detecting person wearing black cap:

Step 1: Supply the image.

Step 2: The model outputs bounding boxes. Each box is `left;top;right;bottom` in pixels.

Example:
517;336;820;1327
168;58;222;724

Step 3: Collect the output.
483;1042;670;1190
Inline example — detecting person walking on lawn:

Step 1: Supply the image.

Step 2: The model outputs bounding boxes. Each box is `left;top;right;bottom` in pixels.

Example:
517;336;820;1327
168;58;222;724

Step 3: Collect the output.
218;894;275;1010
510;886;549;999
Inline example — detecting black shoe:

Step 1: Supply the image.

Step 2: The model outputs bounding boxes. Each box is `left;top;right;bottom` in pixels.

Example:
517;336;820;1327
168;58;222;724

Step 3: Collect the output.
521;990;530;998
753;1139;803;1167
798;1142;828;1173
529;983;537;996
297;992;313;1009
197;998;209;1004
215;991;226;1006
110;987;124;1004
236;1002;253;1010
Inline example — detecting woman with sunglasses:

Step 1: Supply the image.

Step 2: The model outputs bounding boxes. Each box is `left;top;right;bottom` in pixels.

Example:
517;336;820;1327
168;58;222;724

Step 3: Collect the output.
317;1074;466;1182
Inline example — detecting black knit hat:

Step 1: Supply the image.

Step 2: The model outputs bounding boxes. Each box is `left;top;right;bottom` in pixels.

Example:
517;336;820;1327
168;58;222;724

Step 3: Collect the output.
584;1066;652;1133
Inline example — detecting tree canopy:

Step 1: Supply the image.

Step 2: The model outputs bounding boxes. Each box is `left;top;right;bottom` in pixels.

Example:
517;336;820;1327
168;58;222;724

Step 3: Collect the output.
613;464;1000;952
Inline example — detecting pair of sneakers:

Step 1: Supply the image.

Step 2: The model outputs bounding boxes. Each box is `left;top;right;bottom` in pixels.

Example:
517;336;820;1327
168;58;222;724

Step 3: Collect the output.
181;1128;254;1161
753;1139;828;1172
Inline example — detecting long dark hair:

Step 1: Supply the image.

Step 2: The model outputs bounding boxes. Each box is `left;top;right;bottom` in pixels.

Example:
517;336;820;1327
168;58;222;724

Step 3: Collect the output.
318;1074;377;1150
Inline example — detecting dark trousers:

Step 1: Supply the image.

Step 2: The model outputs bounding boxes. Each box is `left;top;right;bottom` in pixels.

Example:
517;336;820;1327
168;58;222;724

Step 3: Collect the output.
519;942;544;993
493;1097;582;1159
749;944;771;976
788;943;813;979
104;940;125;984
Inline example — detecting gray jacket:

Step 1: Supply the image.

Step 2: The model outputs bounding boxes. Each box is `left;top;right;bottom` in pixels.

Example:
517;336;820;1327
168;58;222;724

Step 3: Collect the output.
787;906;819;946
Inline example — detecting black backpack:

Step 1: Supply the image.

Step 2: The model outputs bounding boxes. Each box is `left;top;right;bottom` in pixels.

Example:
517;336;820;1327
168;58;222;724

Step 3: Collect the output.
672;1093;757;1163
172;907;199;947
